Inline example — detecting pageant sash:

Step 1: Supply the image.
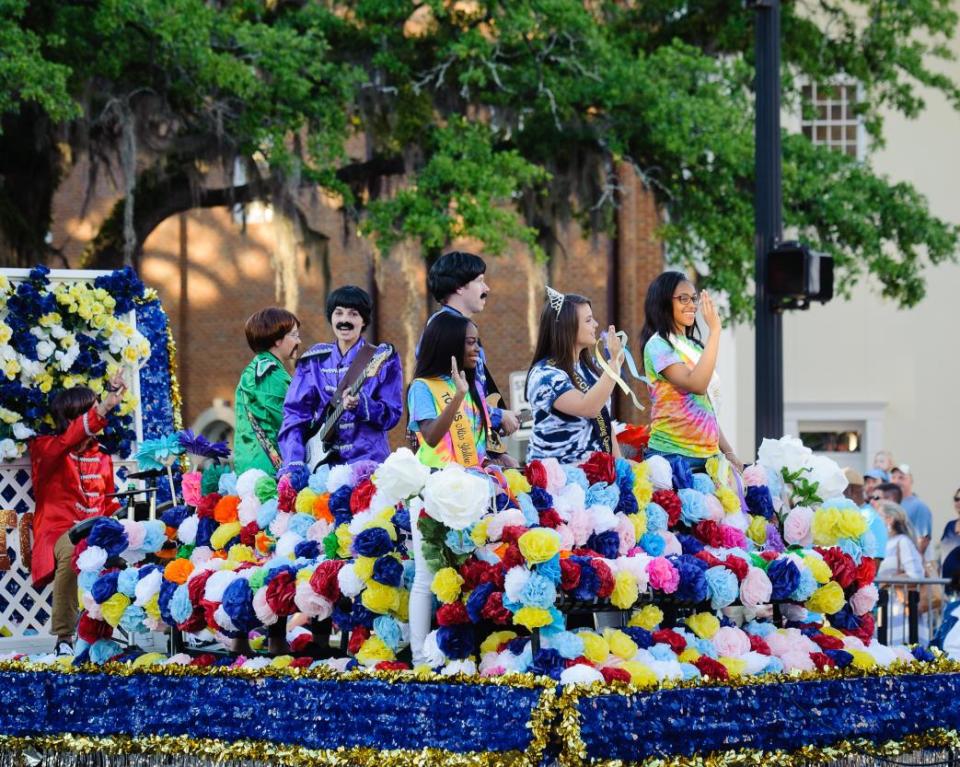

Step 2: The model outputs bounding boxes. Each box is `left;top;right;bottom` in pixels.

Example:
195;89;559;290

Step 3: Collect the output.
421;378;485;468
570;367;614;455
594;330;645;411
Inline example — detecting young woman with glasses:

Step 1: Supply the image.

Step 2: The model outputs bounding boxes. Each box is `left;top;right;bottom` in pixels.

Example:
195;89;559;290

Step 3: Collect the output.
639;271;741;473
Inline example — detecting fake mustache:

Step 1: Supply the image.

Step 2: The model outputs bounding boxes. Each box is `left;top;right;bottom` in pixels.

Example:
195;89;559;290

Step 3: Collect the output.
335;322;356;331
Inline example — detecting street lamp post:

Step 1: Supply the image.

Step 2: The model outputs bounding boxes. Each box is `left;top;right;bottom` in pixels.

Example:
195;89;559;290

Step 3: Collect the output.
754;0;784;448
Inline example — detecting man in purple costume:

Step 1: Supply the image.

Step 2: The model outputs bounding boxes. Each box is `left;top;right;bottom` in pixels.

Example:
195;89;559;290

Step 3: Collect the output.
278;285;402;467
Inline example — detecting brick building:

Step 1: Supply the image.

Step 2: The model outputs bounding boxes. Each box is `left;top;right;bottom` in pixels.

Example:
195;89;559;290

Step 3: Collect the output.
49;157;664;451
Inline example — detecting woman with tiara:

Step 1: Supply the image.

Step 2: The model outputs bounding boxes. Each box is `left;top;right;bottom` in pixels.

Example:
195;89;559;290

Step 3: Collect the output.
525;287;624;463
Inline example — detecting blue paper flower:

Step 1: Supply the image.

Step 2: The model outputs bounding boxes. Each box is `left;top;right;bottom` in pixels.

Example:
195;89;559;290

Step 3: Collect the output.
622;626;653;649
692;473;715;495
678;488;709;526
256;498;279;529
466;582;495;623
373;615;403;652
90;639;124;665
767;558;801;601
195;517;218;548
530;648;565;680
353;527;393;558
745;485;775;520
587;530;620;559
329;485;353;526
563;466;589;491
825;649;853;669
136;434;185;471
520;572;557;609
518;494;539;526
117;568;140;598
705;566;739;610
218;472;238;496
141;521;167;553
436;625;475;660
160;505;191;530
169;584;194;625
221;578;259;633
667;454;693;490
158;579;178;626
308;466;331;493
91;572;120;604
537;554;562;585
676;533;704;556
287;512;314;538
87;518;129;557
445;528;477;556
119;605;147;634
586;482;620;509
294;540;320;559
639;532;666;557
279;462;311;490
645;503;668;533
670;555;709;604
546;630;584;660
372;555;404;588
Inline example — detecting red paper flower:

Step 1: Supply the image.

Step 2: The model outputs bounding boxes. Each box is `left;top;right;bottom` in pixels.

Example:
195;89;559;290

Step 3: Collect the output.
501;544;524;569
348;625;370;655
817;547;857;589
309;560;345;602
196;493;221;519
748;633;771;655
560;558;582;592
77;613;112;643
694;655;729;680
855;557;878;589
811;633;844;651
693;520;724;548
375;660;409;671
288;631;313;653
564;656;594;668
849;611;875;644
811;652;835;671
723;554;749;581
501;525;529;545
525;460;549;489
276;475;298;513
758;550;778;563
240;522;259;547
350;478;377;515
289;656;314;669
189;653;218;667
600;666;631;684
593;559;615;598
538;509;563;529
265;570;297;616
694;550;724;569
652;629;687;654
652;490;682;527
581;452;617;485
481;591;512;624
437;602;471;626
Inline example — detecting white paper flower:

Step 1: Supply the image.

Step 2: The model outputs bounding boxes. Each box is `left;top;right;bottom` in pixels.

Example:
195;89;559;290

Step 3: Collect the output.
12;422;34;440
326;464;354;493
373;447;431;502
504;565;531;603
76;545;108;573
560;664;605;685
645;455;673;490
337;563;364;598
0;438;19;460
588;504;618;533
807;454;848;500
134;569;162;606
422;630;447;666
757;435;812;476
235;468;267;500
422;463;491;531
294;580;333;619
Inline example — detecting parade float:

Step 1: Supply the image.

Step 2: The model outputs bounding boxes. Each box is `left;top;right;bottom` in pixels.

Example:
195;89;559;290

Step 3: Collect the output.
1;267;959;767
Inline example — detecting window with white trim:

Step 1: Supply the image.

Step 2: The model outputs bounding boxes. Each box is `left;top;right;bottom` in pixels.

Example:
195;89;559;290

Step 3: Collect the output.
801;82;863;159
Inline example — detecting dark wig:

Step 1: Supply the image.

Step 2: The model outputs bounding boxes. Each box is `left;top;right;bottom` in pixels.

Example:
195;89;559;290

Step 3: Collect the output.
427;251;486;303
639;271;701;355
50;387;98;433
412;312;486;438
526;293;599;392
325;285;372;329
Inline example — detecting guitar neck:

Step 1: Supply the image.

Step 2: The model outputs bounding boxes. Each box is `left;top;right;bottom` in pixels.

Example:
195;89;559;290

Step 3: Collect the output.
317;374;367;441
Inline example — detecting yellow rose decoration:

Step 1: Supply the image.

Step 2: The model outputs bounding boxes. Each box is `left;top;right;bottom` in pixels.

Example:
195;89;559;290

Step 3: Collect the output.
629;605;664;631
619;661;658;687
610;570;639;610
604;629;638;660
357;635;395;666
513;606;553;630
806;581;845;615
101;593;131;627
579;632;609;664
431;567;464;603
686;612;720;640
504;469;532;496
518;528;561;565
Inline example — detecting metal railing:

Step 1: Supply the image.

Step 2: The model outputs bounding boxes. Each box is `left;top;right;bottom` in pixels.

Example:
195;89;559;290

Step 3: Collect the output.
875;576;950;646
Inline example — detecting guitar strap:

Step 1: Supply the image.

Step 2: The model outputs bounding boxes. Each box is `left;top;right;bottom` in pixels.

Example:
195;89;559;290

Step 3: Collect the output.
307;342;377;441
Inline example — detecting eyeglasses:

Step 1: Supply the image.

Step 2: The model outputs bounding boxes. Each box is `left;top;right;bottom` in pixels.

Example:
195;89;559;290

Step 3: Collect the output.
673;294;699;306
285;330;301;340
870;495;883;502
954;496;960;503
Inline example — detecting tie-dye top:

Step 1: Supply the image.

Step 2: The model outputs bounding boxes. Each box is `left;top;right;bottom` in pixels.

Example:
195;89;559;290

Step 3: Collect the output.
643;334;719;458
407;376;488;468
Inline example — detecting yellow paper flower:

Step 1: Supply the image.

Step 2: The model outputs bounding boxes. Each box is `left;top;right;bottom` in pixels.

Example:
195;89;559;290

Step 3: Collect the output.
719;657;747;678
143;594;161;620
746;514;768;545
836;508;868;540
101;593;131;627
361;582;400;614
848;649;877;670
716;486;741;515
471;518;490;547
604;629;639;660
335;524;353;558
820;625;846;639
610;570;639;609
131;652;166;668
812;508;841;546
629;605;664;631
513;606;553;630
518;528;561;564
629;509;648;539
806;580;845;615
678;647;701;664
804;555;832;584
619;661;658;687
431;567;464;604
295;489;319;515
357;635;395;666
227;544;257;564
210;521;242;551
270;656;294;669
632;464;654;507
480;630;517;655
354;556;376;583
394;590;410;622
504;469;532;496
686;612;720;640
579;632;610;664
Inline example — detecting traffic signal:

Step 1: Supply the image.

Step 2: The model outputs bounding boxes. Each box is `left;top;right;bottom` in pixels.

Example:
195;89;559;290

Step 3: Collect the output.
766;241;833;309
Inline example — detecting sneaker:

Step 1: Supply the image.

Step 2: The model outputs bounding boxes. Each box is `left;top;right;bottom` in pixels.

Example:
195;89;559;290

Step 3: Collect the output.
55;641;74;657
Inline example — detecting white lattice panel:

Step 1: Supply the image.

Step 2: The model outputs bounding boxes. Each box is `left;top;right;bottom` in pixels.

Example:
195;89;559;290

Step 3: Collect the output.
0;458;138;640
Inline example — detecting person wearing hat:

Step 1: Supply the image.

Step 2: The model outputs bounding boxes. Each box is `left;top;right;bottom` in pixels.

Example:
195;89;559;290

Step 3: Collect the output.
278;285;403;467
844;467;887;563
891;464;933;556
863;468;886;500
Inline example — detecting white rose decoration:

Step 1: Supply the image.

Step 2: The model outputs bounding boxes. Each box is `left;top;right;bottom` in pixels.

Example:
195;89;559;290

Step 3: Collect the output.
0;438;20;460
807;454;848;500
12;422;34;440
421;463;491;531
374;447;431;502
758;435;812;476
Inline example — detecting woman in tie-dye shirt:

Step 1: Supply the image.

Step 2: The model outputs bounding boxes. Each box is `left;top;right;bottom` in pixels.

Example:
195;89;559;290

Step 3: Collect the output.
639;272;742;472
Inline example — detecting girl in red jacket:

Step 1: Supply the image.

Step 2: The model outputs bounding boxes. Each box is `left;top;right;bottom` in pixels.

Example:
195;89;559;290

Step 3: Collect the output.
30;373;125;654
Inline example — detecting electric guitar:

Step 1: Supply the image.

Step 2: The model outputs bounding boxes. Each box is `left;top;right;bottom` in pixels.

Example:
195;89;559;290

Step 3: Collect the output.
305;343;396;469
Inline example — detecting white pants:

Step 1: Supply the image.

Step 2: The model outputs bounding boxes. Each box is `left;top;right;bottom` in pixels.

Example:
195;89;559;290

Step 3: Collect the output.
409;519;435;666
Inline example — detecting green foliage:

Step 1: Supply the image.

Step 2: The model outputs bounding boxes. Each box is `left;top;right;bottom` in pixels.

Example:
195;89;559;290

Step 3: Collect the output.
1;0;958;320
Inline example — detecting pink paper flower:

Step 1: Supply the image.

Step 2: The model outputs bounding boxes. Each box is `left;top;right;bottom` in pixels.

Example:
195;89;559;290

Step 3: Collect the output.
182;471;203;506
742;465;769;487
556;524;575;551
647;557;680;593
719;525;747;550
541;458;568;495
704;494;725;522
780;651;815;672
616;514;636;555
713;626;751;657
850;584;879;616
660;531;683;556
782;506;813;547
739;566;773;608
568;508;594;547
